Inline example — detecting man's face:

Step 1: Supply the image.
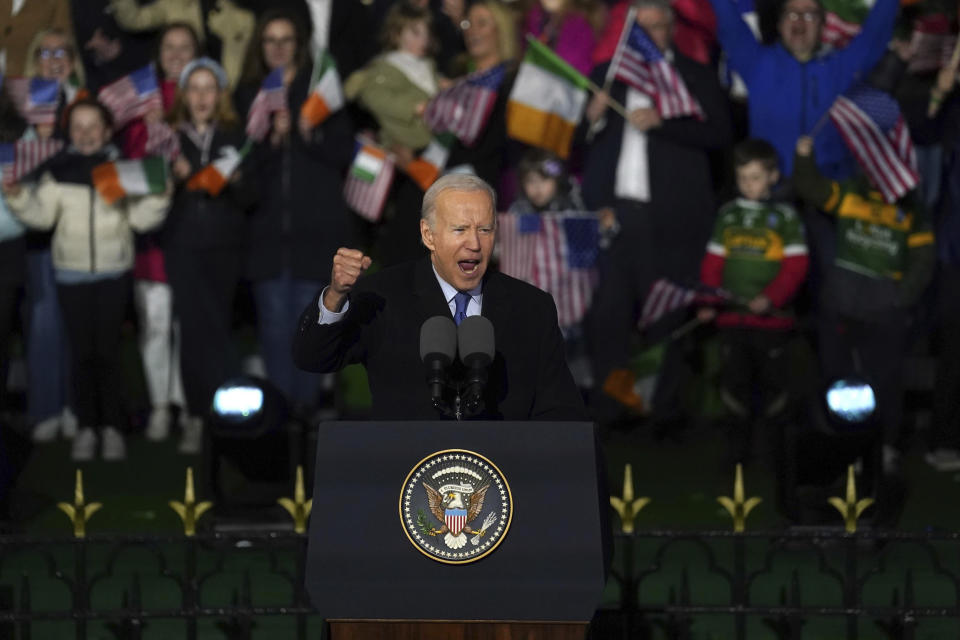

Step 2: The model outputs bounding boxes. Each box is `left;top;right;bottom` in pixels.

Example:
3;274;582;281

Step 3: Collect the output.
421;189;496;291
635;6;673;53
779;0;823;62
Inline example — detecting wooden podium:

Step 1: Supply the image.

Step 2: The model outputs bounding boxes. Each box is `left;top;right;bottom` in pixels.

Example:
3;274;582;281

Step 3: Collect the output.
327;620;588;640
306;421;609;640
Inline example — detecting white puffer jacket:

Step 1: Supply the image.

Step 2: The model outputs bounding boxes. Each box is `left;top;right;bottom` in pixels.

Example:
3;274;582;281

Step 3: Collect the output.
8;161;169;274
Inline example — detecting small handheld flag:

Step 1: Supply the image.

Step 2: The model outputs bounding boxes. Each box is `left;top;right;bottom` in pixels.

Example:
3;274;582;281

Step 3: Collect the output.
5;77;60;125
300;50;344;129
0;139;64;183
424;64;505;146
92;157;168;205
246;68;287;142
186;142;251;196
611;22;703;119
405;133;454;191
97;65;163;128
828;83;918;203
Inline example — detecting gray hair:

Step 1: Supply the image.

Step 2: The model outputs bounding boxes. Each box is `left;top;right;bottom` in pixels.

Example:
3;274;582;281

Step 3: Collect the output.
420;173;497;229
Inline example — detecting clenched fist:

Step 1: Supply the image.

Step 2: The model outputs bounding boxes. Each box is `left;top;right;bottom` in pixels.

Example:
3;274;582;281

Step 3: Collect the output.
325;248;372;311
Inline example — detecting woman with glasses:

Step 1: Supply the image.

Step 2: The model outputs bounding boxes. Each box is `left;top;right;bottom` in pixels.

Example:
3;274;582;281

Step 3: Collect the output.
18;27;86;444
234;9;355;425
0;0;72;77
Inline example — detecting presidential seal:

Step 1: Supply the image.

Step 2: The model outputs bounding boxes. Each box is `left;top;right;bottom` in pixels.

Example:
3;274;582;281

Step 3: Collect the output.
400;449;512;564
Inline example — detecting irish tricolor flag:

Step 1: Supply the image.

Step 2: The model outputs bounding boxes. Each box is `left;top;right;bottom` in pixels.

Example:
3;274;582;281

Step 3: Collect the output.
92;157;167;205
186;142;251;196
301;50;344;129
406;133;454;191
507;37;589;158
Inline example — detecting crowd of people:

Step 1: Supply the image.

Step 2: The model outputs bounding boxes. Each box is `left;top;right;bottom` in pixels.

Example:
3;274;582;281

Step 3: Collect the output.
0;0;956;481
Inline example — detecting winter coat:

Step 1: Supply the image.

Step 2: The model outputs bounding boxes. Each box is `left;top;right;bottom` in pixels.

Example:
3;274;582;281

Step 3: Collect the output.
7;149;169;273
235;67;355;282
345;54;437;150
709;0;898;179
161;125;253;250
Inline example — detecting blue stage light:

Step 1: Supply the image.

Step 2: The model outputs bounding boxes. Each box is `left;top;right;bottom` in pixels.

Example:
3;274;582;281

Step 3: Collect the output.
213;384;265;422
825;378;876;425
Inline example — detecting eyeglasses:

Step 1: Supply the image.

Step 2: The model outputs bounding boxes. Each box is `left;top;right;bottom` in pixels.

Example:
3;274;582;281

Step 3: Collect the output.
782;10;821;22
38;47;70;60
263;36;295;47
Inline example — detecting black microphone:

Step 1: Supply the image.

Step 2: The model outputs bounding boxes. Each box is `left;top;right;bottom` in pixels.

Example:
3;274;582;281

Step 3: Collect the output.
420;316;457;413
457;316;495;417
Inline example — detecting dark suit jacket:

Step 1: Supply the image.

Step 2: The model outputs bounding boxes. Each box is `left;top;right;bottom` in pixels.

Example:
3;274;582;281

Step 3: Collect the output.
293;258;587;421
580;53;733;286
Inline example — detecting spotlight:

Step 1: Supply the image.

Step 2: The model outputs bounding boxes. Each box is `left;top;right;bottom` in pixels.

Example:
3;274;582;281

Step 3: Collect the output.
209;376;284;438
824;378;877;429
777;375;883;525
205;376;297;515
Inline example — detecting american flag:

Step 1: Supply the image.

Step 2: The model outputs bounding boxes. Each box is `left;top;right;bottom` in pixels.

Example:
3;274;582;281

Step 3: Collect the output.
612;22;702;119
637;279;699;330
907;13;957;73
0;139;64;183
821;10;862;49
828;83;918;203
343;138;394;222
4;77;60;125
498;211;600;328
423;64;505;147
97;64;162;129
144;121;181;162
245;68;287;142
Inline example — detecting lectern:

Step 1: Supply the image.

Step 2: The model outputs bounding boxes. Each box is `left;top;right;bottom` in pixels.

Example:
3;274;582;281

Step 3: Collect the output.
307;421;609;640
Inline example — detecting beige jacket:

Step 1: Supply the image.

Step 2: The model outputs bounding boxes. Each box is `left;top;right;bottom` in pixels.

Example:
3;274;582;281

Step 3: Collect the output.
7;172;169;273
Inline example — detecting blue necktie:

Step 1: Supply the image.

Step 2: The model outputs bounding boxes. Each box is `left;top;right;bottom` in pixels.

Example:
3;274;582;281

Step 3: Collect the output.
453;291;471;326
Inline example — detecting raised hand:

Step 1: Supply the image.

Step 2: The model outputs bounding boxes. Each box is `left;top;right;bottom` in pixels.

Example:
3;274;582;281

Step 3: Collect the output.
325;248;372;311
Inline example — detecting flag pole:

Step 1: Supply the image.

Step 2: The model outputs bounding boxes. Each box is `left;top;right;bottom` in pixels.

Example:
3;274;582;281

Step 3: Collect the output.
928;37;960;117
585;76;630;119
602;6;638;94
808;107;832;139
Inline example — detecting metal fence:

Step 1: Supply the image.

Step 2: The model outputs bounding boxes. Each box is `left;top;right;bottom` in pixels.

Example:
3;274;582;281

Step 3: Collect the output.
0;465;957;640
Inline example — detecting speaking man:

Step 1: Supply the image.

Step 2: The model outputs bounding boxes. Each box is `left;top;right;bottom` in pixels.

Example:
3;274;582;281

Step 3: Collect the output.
293;174;587;421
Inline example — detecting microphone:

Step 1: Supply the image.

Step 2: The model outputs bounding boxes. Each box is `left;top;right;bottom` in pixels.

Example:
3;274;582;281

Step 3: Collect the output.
457;316;495;417
420;316;457;414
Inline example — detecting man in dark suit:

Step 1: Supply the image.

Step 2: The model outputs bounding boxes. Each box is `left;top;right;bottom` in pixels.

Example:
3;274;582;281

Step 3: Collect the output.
293;174;587;421
581;0;732;423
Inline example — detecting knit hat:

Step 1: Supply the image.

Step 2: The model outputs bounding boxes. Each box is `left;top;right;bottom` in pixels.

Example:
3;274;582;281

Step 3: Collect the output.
178;57;228;90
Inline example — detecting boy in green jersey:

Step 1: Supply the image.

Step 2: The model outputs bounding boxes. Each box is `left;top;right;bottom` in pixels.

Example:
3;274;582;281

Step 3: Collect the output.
698;139;809;462
793;135;934;466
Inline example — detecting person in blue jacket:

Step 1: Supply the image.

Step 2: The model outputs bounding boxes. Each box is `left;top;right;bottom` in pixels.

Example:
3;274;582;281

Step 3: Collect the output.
709;0;899;180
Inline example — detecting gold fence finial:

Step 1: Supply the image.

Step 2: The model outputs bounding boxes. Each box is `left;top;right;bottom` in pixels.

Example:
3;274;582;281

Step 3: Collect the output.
828;465;874;533
57;469;102;538
169;467;213;537
609;464;650;534
717;463;762;533
278;465;313;534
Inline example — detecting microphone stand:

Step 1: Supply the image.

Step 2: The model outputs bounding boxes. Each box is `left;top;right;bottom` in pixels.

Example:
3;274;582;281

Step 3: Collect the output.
432;377;480;421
